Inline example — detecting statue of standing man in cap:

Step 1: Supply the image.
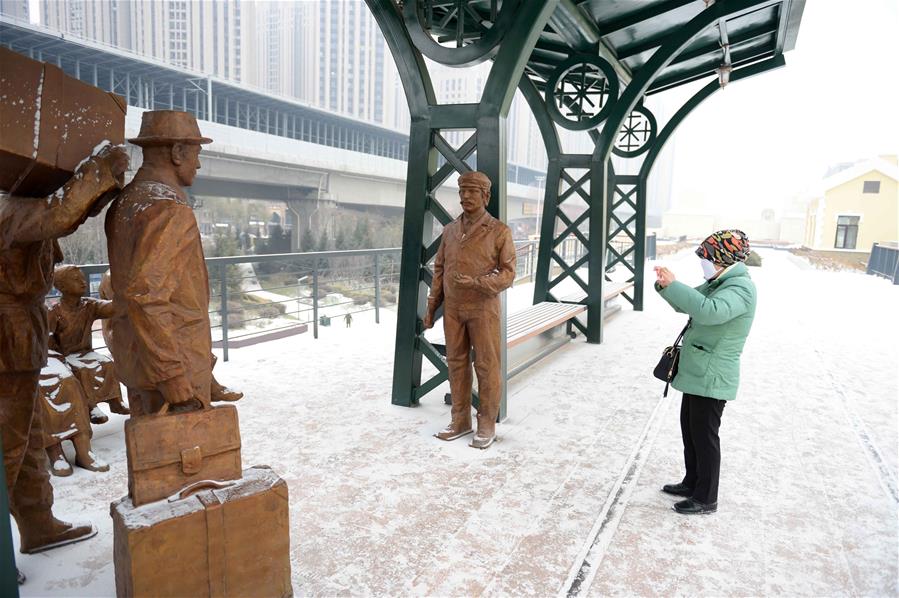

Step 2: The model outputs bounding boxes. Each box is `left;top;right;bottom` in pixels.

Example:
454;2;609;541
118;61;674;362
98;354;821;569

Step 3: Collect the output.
423;171;516;449
105;110;220;415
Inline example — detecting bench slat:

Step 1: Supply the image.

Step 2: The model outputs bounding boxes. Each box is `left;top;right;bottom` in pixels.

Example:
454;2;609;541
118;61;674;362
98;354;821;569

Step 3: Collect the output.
508;302;586;347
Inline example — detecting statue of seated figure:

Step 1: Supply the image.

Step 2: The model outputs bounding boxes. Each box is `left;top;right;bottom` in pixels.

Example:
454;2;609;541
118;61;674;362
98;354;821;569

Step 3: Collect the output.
48;266;129;424
38;351;109;475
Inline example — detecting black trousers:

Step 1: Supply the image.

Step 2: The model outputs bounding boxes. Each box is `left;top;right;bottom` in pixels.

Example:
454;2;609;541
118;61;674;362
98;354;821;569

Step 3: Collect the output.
680;393;726;504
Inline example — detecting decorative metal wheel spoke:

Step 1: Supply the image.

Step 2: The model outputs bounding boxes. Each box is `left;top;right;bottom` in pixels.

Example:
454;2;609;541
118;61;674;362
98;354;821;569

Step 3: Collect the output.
546;55;619;131
407;0;515;66
612;105;657;158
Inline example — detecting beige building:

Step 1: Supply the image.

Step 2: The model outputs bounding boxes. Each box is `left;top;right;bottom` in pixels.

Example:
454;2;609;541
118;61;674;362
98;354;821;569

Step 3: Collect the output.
804;156;899;252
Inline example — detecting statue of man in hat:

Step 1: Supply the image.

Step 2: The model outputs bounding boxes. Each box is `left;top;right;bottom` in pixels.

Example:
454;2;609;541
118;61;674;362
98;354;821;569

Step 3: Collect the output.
1;143;129;555
105;110;224;415
422;171;516;449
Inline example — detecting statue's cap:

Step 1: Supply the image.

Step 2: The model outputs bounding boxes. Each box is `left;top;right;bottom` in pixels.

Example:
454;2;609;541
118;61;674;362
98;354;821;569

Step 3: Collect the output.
458;171;491;191
128;110;212;147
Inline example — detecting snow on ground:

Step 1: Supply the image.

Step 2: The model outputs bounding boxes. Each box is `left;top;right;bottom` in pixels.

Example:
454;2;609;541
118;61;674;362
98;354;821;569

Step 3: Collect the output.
15;249;898;596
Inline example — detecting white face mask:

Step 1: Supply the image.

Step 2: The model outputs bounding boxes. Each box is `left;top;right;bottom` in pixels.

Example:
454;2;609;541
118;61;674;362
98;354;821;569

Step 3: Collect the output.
700;258;719;280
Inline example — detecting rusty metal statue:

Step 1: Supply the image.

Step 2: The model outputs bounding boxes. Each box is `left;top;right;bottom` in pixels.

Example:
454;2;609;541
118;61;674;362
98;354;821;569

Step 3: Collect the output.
423;171;516;450
105;110;219;415
49;265;128;422
0;143;129;553
38;350;108;476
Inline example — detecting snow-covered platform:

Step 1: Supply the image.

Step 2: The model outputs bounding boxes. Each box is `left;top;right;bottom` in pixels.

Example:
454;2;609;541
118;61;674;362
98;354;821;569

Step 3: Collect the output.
15;249;898;596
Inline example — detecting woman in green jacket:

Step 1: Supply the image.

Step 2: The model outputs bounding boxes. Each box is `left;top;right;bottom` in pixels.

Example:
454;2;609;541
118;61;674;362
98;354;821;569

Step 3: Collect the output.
654;230;756;515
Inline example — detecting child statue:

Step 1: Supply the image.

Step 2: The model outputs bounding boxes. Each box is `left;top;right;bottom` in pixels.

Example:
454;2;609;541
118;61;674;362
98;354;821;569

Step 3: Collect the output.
38;351;109;476
48;266;129;423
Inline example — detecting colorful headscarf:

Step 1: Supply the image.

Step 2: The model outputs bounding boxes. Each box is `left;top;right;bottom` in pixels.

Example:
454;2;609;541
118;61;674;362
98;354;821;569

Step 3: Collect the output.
695;229;750;266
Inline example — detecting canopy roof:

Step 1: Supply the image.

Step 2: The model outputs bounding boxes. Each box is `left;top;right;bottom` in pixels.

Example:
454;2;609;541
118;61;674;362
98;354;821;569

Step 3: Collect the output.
427;0;805;94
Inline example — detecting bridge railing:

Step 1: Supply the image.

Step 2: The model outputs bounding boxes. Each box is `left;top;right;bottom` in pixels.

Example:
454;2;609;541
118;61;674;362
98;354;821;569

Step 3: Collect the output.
72;248;403;361
63;236;657;359
866;242;899;284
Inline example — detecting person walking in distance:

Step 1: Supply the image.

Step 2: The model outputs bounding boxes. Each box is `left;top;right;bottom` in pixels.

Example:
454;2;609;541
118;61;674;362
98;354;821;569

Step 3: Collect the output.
654;230;756;514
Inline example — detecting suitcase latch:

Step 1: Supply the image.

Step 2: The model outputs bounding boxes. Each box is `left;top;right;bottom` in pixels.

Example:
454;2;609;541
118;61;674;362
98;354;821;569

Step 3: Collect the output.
180;446;202;475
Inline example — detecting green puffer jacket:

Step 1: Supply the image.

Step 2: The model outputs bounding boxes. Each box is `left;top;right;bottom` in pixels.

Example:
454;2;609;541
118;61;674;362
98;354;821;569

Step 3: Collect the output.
656;262;757;400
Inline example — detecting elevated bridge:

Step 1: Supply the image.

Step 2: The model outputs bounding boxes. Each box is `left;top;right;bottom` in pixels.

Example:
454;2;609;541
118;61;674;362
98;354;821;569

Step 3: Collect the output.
0;16;546;248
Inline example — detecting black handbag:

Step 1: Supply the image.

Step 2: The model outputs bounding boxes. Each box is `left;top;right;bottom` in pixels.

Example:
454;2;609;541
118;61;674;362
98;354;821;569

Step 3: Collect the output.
653;319;691;397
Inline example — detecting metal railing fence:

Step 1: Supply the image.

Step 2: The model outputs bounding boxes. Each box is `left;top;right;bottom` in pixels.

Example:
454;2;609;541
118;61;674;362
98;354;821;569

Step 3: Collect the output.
64;235;659;359
866;242;899;284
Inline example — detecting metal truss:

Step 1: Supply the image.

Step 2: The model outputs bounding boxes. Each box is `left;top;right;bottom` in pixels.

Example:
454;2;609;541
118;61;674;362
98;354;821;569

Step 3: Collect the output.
366;0;559;413
369;0;794;401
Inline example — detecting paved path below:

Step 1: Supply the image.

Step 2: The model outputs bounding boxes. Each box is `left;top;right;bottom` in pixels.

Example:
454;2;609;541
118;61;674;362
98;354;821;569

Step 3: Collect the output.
16;249;898;596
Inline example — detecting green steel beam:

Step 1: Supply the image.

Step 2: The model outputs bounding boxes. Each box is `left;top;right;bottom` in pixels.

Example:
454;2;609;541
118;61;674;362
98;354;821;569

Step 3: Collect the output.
365;0;436;407
648;47;776;93
370;0;559;414
365;0;433;117
587;0;785;334
549;0;601;52
669;21;777;66
634;55;786;310
595;0;783;163
516;73;563;310
640;55;787;183
598;0;698;36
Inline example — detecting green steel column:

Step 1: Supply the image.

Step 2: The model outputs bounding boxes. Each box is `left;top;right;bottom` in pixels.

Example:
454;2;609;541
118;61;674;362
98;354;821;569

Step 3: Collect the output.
473;0;558;419
585;159;610;343
516;76;563;305
588;0;768;340
364;0;436;407
391;122;437;406
370;0;557;411
632;177;647;310
533;160;561;302
0;439;19;597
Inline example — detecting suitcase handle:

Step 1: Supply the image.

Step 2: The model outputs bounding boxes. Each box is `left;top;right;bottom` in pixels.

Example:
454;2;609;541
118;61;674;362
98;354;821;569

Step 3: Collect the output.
170;479;235;502
156;396;210;417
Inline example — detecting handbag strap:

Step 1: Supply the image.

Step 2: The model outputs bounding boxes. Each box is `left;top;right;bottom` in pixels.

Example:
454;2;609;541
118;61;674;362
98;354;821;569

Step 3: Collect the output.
673;318;691;348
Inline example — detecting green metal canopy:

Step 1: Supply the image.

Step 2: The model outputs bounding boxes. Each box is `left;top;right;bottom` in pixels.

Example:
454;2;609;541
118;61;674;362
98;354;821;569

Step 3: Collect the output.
367;0;804;415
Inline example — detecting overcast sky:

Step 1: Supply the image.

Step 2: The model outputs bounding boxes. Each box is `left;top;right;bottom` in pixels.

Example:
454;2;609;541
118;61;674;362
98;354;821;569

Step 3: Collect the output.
657;0;899;217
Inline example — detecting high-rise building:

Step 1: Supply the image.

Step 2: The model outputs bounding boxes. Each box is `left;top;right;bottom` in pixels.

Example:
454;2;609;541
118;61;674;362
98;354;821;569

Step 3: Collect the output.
302;0;400;127
39;0;132;48
39;0;258;86
256;0;307;98
0;0;30;21
127;0;258;83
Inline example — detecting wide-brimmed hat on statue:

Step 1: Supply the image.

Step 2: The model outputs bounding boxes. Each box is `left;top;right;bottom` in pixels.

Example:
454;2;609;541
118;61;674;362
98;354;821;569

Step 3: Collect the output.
128;110;213;147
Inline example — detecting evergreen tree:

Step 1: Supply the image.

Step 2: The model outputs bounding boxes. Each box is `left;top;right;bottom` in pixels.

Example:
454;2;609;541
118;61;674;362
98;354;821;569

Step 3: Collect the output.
316;229;330;252
300;224;315;253
335;226;347;250
352;218;373;249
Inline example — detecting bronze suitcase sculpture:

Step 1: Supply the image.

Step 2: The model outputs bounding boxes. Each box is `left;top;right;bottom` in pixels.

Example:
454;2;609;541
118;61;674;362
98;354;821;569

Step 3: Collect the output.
125;404;242;507
112;466;292;597
0;46;126;197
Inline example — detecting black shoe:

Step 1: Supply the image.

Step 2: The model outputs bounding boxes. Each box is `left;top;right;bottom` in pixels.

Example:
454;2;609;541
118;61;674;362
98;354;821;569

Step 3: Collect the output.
661;482;693;497
673;498;717;515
